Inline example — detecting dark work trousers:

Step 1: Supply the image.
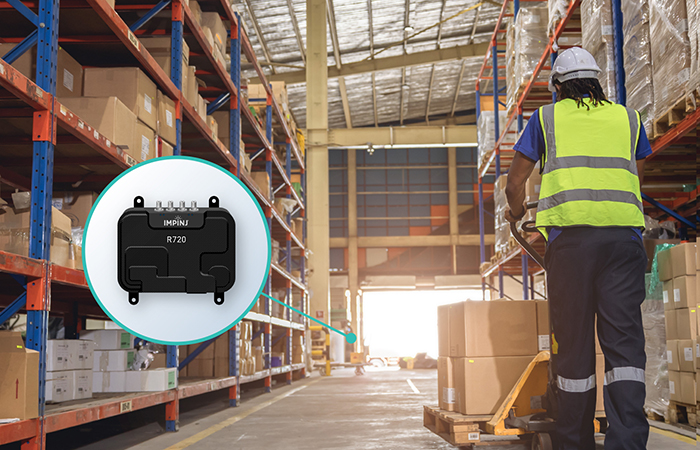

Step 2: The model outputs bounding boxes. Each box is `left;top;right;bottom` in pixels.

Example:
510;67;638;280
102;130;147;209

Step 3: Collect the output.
545;227;648;450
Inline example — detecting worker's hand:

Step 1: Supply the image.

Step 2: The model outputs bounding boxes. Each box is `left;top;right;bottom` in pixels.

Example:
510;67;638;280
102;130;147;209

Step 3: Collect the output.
505;204;527;223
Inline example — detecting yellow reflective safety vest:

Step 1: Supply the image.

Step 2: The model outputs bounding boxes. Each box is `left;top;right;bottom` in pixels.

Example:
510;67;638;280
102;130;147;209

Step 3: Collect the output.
535;98;645;233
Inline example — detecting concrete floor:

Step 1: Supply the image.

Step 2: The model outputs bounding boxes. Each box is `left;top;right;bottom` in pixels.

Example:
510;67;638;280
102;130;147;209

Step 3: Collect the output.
34;367;697;450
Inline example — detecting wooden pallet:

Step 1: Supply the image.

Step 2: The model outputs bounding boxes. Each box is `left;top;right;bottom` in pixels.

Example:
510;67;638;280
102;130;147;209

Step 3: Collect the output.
667;401;696;428
653;97;690;138
422;406;486;447
645;409;666;424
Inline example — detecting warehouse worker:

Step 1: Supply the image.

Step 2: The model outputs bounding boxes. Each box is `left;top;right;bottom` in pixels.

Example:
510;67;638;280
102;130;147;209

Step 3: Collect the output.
504;47;650;450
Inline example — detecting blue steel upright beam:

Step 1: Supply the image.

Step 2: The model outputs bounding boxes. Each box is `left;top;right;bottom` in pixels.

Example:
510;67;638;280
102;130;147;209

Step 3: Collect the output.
229;324;239;406
263;89;273;393
521;252;529;300
171;0;184;156
26;0;60;430
231;14;242;169
285;139;293;383
611;0;626;105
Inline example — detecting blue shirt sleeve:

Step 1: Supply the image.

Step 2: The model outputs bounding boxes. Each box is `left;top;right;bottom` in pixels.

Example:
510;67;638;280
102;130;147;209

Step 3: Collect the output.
512;110;545;162
635;124;652;160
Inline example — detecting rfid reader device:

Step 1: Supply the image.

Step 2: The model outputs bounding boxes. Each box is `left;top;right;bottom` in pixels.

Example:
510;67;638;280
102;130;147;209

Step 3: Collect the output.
118;196;235;305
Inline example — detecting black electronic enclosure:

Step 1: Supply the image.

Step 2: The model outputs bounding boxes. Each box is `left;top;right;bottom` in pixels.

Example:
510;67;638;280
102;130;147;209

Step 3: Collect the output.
118;196;235;305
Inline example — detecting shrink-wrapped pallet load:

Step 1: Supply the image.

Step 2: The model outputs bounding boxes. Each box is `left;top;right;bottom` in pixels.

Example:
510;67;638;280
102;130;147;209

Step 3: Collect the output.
506;6;549;114
493;175;509;256
649;0;691;118
580;0;617;101
686;0;700;96
548;0;571;35
622;0;654;136
477;111;508;167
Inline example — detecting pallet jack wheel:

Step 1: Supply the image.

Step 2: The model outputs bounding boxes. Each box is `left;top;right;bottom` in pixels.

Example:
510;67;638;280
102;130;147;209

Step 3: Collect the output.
319;367;326;376
532;433;553;450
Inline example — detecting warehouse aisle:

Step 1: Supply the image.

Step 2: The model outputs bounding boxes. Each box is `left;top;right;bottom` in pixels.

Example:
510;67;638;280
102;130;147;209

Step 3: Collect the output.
58;367;695;450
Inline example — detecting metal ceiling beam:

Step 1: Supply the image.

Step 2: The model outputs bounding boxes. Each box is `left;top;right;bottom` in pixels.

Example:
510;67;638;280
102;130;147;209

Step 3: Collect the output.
326;125;477;147
399;0;410;126
326;0;353;128
242;0;276;74
368;0;378;127
450;5;481;117
267;42;489;84
372;73;379;127
286;0;306;64
330;234;495;248
427;0;448;123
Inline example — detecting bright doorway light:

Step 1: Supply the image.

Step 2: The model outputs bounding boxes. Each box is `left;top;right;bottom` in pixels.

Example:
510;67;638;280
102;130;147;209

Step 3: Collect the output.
363;289;482;360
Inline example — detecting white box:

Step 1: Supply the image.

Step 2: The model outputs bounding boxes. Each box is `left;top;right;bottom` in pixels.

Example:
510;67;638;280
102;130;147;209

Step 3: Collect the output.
46;371;73;403
125;368;177;392
81;330;134;350
72;370;93;399
93;349;136;372
46;340;77;371
75;340;95;370
92;371;127;393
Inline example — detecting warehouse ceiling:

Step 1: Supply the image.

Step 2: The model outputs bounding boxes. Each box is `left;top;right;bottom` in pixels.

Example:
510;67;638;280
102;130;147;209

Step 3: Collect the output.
232;0;504;129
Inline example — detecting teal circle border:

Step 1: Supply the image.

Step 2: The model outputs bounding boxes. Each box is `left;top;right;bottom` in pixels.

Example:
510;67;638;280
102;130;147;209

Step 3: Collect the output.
82;155;272;346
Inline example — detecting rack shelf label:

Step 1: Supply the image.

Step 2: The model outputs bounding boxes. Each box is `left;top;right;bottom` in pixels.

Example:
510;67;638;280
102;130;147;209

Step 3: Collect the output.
120;400;133;413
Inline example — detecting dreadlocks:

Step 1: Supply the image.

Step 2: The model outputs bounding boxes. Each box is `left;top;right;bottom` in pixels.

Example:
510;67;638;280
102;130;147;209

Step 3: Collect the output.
555;78;612;110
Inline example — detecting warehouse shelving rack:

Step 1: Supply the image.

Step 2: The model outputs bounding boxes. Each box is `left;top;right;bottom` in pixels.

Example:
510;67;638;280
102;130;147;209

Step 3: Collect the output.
0;1;308;448
476;0;698;300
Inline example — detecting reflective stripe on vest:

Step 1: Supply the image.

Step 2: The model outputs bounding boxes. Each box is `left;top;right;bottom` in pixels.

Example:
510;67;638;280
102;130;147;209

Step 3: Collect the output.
535;99;645;230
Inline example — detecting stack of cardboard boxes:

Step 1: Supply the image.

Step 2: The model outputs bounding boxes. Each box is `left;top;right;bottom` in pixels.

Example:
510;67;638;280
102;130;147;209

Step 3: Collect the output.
84;329;136;393
0;332;39;421
45;339;95;403
658;242;698;406
185;321;258;378
438;300;606;415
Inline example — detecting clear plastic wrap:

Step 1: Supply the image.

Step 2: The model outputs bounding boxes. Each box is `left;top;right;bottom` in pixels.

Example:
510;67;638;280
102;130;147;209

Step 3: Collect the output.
649;0;691;117
493;175;509;255
477;110;508;165
642;273;669;419
622;0;654;136
686;0;700;92
506;5;550;113
581;0;617;101
548;0;571;35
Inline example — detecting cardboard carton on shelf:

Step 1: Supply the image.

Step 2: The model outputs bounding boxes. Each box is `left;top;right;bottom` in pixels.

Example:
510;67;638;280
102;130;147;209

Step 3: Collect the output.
248;81;289;109
668;370;681;402
159;138;174;157
665;309;678;340
52;191;99;229
0;44;83;99
0;332;39;420
676;307;697;340
196;94;207;122
157;91;178;147
670;243;696;278
695;337;700;370
140;36;190;75
662;279;674;310
667;339;680;371
678;339;694;372
131;121;156;163
46;371;73;403
125;368;177;391
189;0;202;24
207;115;219;140
46;340;77;372
672;275;696;310
188;358;214;378
643;239;680;272
184;66;198;107
657;247;673;281
201;12;227;55
81;329;134;350
93;371;127;393
0;206;73;267
58;97;136;150
73;369;93;399
251;171;271;198
93;349;136;372
76;339;95;370
679;371;696;405
83;67;158;131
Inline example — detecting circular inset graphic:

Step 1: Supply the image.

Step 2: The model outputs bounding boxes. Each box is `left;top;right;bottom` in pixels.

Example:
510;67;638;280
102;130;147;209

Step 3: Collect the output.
83;156;270;345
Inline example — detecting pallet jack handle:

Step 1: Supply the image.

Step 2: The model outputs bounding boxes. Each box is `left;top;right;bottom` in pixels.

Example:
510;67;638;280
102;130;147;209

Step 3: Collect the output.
509;201;545;268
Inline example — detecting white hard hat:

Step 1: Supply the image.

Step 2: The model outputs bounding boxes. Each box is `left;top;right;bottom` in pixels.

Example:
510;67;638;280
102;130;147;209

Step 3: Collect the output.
548;47;601;92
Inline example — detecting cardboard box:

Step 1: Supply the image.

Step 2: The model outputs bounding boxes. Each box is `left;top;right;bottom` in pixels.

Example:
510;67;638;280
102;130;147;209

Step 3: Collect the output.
75;340;95;370
197;94;207;121
73;370;93;399
673;275;696;310
453;356;533;415
665;309;677;340
0;332;39;420
696;372;700;403
0;44;83;99
59;97;136;148
249;81;289;109
695;338;700;370
678;339;694;372
184;66;198;107
149;353;167;370
535;301;549;351
201;12;227;54
46;371;73;403
84;67;158;130
670;243;696;277
188;358;214;377
93;350;136;372
160;138;174;157
207;115;219;139
0;206;72;267
157;91;177;146
680;371;696;405
676;307;697;340
47;340;77;372
252;171;271;198
140;36;190;71
125;368;177;391
657;247;673;281
53;191;99;229
668;370;681;402
189;0;202;24
214;358;230;378
437;357;455;411
449;300;538;358
643;239;681;272
131;121;156;162
662;280;674;310
92;371;126;393
81;329;134;350
437;304;450;356
667;340;680;371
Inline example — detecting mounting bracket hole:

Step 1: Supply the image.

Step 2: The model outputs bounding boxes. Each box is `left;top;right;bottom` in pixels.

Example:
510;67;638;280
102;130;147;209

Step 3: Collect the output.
134;196;144;208
214;294;224;305
129;293;139;305
209;196;219;208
